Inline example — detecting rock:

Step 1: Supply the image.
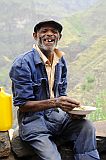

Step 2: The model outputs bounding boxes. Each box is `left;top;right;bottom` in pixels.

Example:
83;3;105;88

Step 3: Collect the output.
96;137;106;153
11;136;34;158
0;132;11;158
0;152;16;160
100;154;106;160
94;120;106;137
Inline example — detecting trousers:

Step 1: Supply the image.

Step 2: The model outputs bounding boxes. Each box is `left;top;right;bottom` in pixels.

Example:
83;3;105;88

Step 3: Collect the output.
20;109;100;160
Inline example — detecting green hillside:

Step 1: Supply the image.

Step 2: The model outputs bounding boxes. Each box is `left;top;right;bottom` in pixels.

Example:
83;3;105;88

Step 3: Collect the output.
68;36;106;121
62;0;106;121
60;0;106;45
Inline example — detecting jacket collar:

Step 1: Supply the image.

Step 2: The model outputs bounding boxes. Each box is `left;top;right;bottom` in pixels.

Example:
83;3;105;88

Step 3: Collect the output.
32;48;43;65
32;46;64;66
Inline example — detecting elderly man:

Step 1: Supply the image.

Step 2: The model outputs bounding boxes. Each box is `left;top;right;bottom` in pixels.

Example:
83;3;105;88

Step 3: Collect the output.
9;20;100;160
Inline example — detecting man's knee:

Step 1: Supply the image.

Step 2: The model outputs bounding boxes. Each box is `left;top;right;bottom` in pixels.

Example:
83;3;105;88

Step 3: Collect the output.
82;119;95;134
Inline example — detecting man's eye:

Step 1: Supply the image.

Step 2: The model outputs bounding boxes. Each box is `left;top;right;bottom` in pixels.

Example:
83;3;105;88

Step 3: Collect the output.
41;30;47;33
52;29;58;33
52;31;58;34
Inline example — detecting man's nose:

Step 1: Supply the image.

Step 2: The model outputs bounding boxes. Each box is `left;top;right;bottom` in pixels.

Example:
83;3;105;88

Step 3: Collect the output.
46;30;53;36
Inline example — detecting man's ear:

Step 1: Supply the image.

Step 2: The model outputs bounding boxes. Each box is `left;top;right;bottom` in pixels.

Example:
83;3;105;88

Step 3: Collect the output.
33;32;37;40
59;33;62;40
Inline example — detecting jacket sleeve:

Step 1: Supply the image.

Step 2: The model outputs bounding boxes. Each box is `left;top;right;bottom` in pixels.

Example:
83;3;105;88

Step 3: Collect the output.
59;57;67;96
9;57;35;107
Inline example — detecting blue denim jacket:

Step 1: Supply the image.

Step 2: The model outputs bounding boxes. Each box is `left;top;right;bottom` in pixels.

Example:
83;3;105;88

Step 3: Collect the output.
9;48;67;106
9;48;67;129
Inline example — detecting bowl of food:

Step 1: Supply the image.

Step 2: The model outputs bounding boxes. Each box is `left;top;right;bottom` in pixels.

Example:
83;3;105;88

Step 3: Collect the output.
69;106;96;115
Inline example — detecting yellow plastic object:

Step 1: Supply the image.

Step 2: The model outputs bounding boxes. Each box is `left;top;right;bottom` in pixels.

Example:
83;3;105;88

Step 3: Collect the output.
0;87;13;131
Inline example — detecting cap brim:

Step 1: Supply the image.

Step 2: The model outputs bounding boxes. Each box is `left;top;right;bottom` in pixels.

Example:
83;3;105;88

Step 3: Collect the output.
34;20;62;33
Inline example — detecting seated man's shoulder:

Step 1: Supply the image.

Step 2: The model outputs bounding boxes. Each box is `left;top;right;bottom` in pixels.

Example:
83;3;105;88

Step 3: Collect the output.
12;49;35;67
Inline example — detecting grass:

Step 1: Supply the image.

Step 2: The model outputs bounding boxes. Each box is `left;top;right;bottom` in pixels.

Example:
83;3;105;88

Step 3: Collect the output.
87;90;106;121
81;74;95;91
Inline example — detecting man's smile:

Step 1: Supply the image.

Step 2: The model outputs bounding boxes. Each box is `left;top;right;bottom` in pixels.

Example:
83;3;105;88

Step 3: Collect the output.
43;37;55;45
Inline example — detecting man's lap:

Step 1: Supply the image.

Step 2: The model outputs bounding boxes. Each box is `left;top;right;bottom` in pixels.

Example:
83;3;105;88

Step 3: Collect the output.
19;112;100;159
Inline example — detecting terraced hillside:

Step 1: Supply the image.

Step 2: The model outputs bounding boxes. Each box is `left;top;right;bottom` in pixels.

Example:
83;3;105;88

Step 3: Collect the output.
63;0;106;121
68;36;106;121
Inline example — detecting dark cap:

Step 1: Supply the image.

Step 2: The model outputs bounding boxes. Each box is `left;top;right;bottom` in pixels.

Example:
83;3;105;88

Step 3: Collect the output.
34;20;63;33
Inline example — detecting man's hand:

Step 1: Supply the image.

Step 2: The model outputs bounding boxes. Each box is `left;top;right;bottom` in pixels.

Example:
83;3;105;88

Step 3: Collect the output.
56;96;80;112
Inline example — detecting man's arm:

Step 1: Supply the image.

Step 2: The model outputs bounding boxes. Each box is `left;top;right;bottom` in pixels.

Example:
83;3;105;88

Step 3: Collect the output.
19;96;80;113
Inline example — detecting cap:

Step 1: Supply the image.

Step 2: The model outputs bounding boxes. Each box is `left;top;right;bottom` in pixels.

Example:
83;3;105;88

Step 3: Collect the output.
34;20;63;33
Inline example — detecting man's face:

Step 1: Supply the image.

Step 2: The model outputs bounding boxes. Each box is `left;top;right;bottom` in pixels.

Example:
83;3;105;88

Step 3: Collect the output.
33;24;61;52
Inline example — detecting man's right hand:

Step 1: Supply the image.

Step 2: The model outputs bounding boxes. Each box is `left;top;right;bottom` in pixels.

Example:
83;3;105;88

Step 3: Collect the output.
55;96;80;113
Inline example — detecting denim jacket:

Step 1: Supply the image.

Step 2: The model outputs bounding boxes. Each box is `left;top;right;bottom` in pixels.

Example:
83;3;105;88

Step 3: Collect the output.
9;48;67;107
9;48;67;133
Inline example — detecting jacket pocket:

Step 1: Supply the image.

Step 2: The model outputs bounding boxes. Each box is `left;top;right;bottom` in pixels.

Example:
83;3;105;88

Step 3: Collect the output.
58;78;67;96
33;78;48;100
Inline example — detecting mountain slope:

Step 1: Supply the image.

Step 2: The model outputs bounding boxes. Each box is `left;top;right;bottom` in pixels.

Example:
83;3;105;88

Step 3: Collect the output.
68;36;106;121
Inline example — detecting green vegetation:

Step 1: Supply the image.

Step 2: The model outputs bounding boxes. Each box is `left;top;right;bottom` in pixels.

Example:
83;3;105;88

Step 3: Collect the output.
81;74;95;91
70;36;106;72
68;36;106;120
87;90;106;121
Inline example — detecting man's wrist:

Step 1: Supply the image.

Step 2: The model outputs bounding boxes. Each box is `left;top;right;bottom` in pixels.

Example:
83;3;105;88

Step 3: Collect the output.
48;98;60;108
47;98;57;108
55;98;60;107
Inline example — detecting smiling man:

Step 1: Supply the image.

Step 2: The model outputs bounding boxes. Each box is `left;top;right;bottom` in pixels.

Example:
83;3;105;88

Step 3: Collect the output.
9;20;100;160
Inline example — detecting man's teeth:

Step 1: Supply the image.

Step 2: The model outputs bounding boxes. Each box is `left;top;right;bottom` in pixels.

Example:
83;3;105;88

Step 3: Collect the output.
48;40;52;42
44;39;54;42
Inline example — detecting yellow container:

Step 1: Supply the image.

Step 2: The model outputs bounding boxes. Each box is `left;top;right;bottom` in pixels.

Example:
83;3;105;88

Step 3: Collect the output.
0;87;13;131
